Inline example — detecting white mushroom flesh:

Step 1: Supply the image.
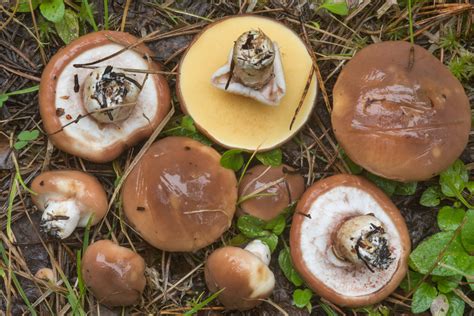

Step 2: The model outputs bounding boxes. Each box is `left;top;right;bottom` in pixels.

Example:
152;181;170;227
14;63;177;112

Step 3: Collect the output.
40;200;81;239
297;186;402;296
244;239;271;266
248;256;275;299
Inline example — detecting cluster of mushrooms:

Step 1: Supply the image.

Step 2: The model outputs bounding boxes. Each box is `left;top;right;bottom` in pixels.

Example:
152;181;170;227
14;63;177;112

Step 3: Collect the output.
31;15;470;311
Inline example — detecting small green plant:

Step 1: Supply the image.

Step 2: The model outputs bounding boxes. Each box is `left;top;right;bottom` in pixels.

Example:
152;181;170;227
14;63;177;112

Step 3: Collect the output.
163;115;212;146
184;289;225;315
14;130;40;150
439;29;461;53
316;0;349;16
448;53;474;82
220;147;283;172
0;85;39;108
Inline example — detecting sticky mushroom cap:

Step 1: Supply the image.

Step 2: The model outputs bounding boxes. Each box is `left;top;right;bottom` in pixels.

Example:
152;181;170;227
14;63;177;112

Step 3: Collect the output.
177;15;317;151
332;41;471;181
290;174;410;307
122;136;237;252
238;164;305;221
204;246;275;311
39;31;171;163
81;240;146;307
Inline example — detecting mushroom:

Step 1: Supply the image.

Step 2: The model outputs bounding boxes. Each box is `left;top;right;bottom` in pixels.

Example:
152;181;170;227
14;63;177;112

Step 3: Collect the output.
238;164;305;221
290;174;410;307
177;15;317;151
39;31;171;163
204;240;275;310
31;170;108;239
122;136;237;252
35;268;55;283
82;240;146;307
332;41;471;181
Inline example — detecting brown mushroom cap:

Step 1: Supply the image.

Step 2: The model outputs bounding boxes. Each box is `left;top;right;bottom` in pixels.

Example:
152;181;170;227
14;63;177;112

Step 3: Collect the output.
290;174;410;307
204;246;275;311
332;41;471;182
81;240;146;307
238;164;305;221
122;136;237;252
177;15;317;151
39;31;171;163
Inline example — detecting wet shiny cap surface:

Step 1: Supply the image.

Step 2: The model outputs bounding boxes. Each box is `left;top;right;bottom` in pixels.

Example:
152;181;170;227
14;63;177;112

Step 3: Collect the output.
332;41;470;181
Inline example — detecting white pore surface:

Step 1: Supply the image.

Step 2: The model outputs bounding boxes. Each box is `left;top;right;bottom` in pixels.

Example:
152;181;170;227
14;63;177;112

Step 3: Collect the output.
298;186;402;296
55;44;159;153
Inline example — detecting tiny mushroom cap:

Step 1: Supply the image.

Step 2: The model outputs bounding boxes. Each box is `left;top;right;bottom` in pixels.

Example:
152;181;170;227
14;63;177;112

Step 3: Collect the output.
39;31;171;163
82;240;146;307
290;174;410;307
238;164;305;221
177;15;317;151
31;170;108;239
35;268;55;283
205;240;275;311
332;41;471;181
122;136;238;252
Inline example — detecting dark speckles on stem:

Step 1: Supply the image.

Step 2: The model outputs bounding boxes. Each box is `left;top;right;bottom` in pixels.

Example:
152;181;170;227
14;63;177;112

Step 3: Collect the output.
74;74;80;93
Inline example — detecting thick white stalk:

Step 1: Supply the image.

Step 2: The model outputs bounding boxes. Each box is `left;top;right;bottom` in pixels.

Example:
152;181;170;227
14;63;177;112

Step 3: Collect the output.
244;239;271;265
40;200;81;239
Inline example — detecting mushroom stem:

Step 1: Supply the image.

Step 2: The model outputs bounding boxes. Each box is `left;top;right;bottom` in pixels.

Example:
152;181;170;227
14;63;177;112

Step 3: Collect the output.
231;30;275;89
333;215;393;271
40;200;81;239
244;240;271;265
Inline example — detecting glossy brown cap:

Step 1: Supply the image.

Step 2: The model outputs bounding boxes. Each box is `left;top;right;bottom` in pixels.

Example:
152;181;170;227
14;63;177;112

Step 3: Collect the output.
332;41;471;181
82;240;146;306
238;164;305;220
39;31;171;163
290;174;410;307
204;246;275;311
122;136;238;252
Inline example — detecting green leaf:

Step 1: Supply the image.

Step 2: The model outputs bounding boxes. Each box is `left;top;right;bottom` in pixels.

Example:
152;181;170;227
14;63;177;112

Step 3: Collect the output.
319;0;349;16
40;0;65;23
400;270;423;292
293;288;313;308
17;0;40;12
13;141;28;150
446;292;465;316
432;275;462;293
356;305;390;316
437;206;465;231
394;182;417;195
256;149;282;167
181;116;196;132
439;160;468;197
466;181;474;194
0;95;8;108
54;9;79;44
228;233;250;246
420;186;443;207
365;172;397;196
260;234;278;253
411;282;437;313
430;294;449;316
18;130;39;141
264;215;286;235
237;215;267;238
220;149;244;171
278;248;303;287
461;209;474;254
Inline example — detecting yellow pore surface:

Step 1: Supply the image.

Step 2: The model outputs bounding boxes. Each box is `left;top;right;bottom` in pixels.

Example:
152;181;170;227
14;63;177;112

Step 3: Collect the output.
179;16;317;151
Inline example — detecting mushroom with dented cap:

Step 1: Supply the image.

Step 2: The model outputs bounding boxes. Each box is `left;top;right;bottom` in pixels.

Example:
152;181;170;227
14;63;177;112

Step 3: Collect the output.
82;240;146;307
238;164;305;221
31;170;108;239
122;136;238;252
39;31;171;163
205;240;275;311
177;15;317;152
332;41;471;181
290;174;410;307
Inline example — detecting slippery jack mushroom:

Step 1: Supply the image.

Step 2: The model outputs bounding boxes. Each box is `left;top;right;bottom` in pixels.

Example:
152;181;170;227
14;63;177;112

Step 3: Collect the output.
31;170;108;239
205;240;275;311
122;136;238;252
82;240;146;307
332;41;471;181
178;15;317;151
290;174;410;307
238;164;305;221
39;31;171;163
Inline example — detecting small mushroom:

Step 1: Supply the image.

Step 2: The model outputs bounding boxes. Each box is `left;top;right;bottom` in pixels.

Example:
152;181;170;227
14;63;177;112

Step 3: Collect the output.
35;268;55;283
238;164;305;221
332;41;471;181
205;240;275;311
290;174;410;307
82;240;146;307
39;31;171;163
177;15;317;151
122;136;238;252
31;170;108;239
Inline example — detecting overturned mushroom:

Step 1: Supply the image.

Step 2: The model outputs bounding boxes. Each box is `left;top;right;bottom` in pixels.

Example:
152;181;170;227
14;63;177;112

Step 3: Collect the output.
290;174;410;307
39;31;171;163
122;136;237;252
238;164;305;221
205;240;275;310
82;240;146;306
31;170;107;239
178;15;317;151
332;41;471;181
